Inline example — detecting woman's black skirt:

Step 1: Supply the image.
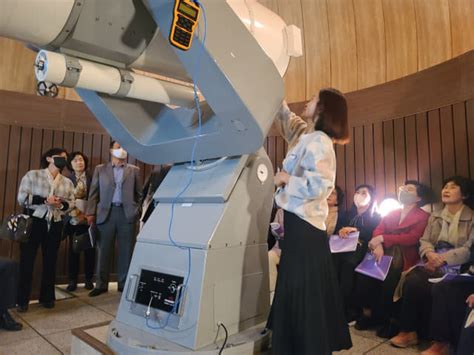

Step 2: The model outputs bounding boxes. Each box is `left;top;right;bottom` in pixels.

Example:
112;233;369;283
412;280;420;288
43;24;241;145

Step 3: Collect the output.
269;210;352;354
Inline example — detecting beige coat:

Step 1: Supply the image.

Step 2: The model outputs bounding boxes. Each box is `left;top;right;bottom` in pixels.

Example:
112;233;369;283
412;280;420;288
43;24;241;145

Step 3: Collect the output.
419;205;474;266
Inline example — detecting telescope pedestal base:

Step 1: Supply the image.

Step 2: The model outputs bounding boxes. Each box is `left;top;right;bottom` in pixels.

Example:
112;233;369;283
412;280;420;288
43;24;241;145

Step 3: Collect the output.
107;319;270;354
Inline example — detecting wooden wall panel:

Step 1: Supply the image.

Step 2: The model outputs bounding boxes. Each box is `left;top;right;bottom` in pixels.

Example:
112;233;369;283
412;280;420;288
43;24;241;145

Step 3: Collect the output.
439;106;456;179
427;110;443;193
393;118;407;189
353;126;365;186
275;0;306;102
0;126;10;256
335;144;346;199
404;115;419;181
345;128;356;208
382;0;418;81
353;0;386;88
0;38;36;95
275;138;286;172
30;129;43;171
373;122;386;198
452;102;469;177
466;99;474;177
449;0;474;56
363;125;375;188
267;136;276;173
327;0;358;93
383;121;396;195
415;113;430;186
301;0;331;98
414;0;452;70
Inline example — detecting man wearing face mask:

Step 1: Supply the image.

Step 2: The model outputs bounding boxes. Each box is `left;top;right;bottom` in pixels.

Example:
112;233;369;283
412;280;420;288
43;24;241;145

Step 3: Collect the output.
16;148;75;311
86;141;142;297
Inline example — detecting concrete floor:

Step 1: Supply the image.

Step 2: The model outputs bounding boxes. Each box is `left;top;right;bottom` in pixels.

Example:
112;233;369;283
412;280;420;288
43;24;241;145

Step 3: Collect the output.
0;285;425;354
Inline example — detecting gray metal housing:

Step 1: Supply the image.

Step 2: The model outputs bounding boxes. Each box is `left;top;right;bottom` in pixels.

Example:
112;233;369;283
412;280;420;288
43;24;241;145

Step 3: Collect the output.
112;151;273;350
75;0;283;164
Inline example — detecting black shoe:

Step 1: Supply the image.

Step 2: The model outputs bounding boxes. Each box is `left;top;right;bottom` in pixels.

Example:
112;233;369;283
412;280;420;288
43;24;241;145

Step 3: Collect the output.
89;288;107;297
345;308;361;324
0;310;23;331
17;304;28;313
354;316;380;331
84;280;94;290
376;321;400;339
41;301;55;309
66;281;77;292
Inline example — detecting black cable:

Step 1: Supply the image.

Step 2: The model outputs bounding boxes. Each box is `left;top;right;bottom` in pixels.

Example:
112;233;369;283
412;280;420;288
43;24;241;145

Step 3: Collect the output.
218;323;228;355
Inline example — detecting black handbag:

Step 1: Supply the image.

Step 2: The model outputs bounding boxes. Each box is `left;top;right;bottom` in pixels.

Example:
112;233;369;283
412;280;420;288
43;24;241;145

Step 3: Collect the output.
0;213;33;243
72;225;96;253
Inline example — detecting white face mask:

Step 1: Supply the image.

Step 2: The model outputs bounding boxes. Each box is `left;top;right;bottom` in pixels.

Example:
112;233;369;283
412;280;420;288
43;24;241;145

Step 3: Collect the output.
398;190;419;206
354;193;371;208
111;148;128;160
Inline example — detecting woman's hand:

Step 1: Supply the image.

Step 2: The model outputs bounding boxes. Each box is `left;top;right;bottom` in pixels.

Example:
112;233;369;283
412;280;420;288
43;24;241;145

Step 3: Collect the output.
86;215;96;225
46;196;62;208
368;235;384;250
372;245;384;263
424;252;446;272
274;171;290;187
426;252;445;268
339;227;358;239
466;294;474;308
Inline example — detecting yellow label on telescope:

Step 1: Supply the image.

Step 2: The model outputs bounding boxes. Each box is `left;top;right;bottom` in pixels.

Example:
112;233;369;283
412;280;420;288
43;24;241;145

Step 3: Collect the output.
170;0;200;51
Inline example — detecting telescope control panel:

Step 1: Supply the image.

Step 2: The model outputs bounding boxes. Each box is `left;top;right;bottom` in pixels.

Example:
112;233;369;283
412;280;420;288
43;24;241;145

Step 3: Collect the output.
135;269;185;313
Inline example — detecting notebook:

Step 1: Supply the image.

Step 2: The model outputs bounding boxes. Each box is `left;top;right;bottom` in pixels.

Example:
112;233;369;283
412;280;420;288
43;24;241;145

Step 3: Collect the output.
355;252;393;281
329;231;360;253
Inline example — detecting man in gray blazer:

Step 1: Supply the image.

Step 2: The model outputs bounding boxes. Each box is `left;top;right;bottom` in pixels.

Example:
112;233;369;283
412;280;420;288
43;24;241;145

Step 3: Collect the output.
86;140;142;297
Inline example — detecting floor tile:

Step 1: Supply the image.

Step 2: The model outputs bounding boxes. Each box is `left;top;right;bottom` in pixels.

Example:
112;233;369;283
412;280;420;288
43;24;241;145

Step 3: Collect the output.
0;311;37;346
0;335;61;355
349;326;384;342
84;324;109;343
82;292;121;316
45;330;72;355
17;298;113;336
335;333;383;354
367;342;427;354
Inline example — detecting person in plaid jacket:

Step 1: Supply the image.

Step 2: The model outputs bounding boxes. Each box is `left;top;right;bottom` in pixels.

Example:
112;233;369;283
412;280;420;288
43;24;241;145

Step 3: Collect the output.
16;147;75;312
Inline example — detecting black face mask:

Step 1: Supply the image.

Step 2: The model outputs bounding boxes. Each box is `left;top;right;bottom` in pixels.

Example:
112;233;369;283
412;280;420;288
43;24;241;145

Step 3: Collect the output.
53;157;67;170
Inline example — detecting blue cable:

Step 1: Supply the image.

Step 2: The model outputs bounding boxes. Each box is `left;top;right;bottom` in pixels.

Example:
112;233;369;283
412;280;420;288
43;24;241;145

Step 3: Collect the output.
146;1;207;331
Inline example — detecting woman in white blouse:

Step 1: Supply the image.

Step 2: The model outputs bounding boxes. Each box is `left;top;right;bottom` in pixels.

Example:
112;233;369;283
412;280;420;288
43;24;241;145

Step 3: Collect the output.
269;88;352;354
